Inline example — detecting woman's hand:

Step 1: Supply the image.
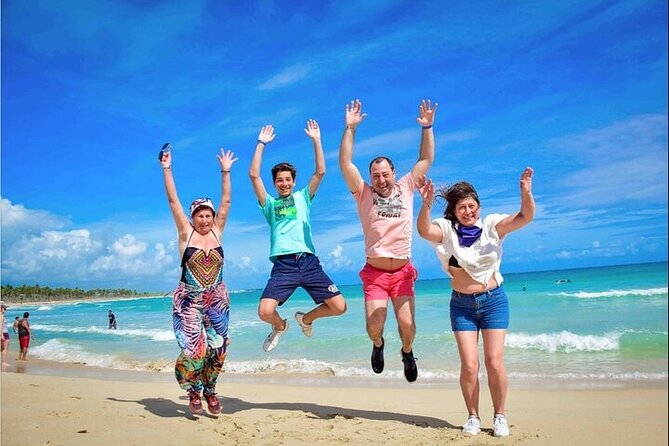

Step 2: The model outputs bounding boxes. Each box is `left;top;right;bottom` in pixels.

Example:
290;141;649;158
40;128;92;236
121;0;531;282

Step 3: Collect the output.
345;99;367;129
418;174;435;206
257;125;276;145
416;99;438;127
160;150;172;169
304;119;321;140
520;167;534;195
217;149;238;171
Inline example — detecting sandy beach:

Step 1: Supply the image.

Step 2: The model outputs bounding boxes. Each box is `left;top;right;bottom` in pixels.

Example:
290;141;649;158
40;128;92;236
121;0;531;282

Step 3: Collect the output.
1;356;666;446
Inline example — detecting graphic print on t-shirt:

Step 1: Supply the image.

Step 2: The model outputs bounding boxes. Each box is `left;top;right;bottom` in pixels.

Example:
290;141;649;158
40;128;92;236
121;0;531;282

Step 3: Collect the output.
274;195;297;220
373;192;403;218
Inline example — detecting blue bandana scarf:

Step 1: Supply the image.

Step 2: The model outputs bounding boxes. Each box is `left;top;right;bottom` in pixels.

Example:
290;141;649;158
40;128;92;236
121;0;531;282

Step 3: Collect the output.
455;224;482;247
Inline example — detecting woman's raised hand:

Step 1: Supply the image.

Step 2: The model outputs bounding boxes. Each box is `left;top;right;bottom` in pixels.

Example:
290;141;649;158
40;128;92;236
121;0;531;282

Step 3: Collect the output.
418;174;435;205
217;149;238;171
160;150;172;169
520;167;534;194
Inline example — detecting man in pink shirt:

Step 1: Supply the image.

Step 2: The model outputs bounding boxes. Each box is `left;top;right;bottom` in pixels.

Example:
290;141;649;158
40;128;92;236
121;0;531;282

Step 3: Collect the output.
338;99;437;382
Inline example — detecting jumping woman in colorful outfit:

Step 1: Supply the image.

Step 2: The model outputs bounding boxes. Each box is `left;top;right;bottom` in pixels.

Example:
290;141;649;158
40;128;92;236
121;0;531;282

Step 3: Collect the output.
160;145;237;416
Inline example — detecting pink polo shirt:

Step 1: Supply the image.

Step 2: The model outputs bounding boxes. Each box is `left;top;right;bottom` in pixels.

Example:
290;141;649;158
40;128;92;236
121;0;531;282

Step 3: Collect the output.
353;173;418;259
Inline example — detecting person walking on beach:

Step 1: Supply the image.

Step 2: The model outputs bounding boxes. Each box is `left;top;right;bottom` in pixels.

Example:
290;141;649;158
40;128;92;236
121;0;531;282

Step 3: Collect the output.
249;120;347;352
160;145;237;415
17;312;32;361
108;310;117;329
338;99;437;382
1;303;10;367
416;167;535;437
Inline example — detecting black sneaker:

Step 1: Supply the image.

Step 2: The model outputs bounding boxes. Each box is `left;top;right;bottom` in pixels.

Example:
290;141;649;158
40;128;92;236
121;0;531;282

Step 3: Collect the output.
401;349;418;382
371;338;384;374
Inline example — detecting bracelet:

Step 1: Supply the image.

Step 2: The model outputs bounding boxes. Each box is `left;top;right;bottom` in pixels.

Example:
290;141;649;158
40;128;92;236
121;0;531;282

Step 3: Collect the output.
162;166;171;170
422;125;433;130
257;140;266;146
221;170;230;173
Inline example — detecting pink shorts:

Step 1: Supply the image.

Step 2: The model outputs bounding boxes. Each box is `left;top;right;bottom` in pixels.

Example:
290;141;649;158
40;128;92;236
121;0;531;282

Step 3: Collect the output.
359;262;418;301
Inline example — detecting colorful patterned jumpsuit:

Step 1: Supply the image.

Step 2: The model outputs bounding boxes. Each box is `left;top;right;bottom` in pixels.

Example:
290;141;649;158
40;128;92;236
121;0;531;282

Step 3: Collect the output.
173;230;230;395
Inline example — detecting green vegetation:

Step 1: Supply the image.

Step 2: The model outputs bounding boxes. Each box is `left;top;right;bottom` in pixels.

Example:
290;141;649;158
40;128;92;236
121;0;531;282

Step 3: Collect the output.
0;284;155;304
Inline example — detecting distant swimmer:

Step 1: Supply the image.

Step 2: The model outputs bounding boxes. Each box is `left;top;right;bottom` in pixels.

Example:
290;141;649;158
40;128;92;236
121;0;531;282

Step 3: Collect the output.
555;279;571;284
108;310;117;329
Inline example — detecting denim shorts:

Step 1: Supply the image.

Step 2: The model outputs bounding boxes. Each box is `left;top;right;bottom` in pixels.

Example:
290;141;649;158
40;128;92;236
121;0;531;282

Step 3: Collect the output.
450;286;509;331
261;253;340;305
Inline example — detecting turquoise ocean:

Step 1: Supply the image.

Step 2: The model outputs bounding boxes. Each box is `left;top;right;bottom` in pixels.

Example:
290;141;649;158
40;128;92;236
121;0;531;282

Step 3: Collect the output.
9;262;668;387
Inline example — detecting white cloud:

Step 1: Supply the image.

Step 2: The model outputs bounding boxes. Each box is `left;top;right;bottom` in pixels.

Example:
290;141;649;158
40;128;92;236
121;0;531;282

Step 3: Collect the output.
110;234;147;257
259;64;311;91
556;250;572;259
551;113;667;162
1;197;69;232
560;154;667;205
1;199;176;288
2;229;102;276
39;230;99;259
547;113;668;206
327;244;353;270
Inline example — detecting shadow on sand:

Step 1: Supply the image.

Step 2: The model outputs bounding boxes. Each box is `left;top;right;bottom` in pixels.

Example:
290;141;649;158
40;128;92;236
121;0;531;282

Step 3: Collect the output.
107;395;458;429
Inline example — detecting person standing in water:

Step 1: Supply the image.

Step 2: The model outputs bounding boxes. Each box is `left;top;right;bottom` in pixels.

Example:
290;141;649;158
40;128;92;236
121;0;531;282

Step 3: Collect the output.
108;310;117;329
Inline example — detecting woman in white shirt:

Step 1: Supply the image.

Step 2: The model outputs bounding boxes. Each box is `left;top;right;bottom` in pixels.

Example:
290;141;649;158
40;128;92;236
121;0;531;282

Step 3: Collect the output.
417;167;534;438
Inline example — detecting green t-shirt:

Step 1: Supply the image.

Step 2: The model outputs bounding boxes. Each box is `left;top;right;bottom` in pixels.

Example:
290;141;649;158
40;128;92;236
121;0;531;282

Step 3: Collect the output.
260;187;316;261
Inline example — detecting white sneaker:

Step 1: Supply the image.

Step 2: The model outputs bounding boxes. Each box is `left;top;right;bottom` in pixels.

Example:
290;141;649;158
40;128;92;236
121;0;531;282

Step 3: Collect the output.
262;319;288;352
294;312;313;337
462;416;481;435
493;414;510;437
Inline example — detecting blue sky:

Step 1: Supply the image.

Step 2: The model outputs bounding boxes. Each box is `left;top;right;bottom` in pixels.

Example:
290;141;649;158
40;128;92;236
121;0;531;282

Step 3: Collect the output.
1;0;667;292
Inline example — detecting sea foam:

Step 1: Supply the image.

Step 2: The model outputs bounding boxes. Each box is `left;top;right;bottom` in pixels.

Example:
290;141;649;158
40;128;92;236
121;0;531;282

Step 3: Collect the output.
555;287;668;299
506;331;619;352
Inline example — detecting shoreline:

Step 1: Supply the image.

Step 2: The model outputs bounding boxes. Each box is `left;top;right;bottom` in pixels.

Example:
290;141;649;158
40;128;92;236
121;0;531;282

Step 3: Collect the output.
1;294;169;308
2;354;666;390
2;359;667;446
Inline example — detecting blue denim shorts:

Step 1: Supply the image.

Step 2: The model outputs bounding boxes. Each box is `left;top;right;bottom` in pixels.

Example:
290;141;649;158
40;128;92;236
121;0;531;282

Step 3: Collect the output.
450;286;509;331
261;253;340;305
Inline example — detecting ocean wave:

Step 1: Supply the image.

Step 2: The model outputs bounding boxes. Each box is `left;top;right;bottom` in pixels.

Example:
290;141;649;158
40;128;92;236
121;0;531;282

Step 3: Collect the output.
555;287;668;299
31;339;174;371
31;324;174;342
508;371;668;381
506;331;619;352
26;342;669;383
37;305;54;311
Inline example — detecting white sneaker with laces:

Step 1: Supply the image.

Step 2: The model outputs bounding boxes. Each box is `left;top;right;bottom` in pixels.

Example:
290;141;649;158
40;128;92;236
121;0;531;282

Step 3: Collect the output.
294;312;313;337
493;414;510;437
462;416;481;435
263;319;288;352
